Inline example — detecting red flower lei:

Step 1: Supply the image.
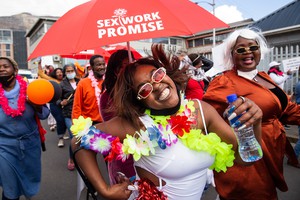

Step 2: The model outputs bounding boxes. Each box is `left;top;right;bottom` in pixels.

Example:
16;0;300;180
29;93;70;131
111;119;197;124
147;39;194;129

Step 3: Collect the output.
167;115;192;137
0;75;27;117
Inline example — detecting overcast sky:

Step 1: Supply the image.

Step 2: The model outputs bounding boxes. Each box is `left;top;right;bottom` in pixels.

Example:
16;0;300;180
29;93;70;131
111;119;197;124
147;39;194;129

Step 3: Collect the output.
0;0;294;24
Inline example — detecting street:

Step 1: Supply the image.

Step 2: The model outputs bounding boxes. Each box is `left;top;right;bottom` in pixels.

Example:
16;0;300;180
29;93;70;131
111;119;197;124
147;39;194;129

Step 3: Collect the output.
2;121;299;200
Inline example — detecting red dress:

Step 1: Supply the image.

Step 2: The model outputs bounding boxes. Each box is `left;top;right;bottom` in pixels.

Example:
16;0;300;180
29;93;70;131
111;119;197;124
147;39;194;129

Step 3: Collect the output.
203;70;300;200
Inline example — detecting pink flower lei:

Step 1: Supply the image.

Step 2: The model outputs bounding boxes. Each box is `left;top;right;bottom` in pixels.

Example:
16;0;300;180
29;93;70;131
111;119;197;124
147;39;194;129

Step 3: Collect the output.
0;75;27;117
88;71;101;107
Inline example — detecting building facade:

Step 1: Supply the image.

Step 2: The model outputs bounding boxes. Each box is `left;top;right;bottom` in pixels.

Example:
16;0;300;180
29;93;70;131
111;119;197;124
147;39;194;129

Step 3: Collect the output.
0;13;38;69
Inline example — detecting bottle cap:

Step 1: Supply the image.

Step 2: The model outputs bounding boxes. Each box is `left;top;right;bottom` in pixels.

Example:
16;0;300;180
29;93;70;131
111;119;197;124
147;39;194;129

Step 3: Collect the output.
227;94;237;103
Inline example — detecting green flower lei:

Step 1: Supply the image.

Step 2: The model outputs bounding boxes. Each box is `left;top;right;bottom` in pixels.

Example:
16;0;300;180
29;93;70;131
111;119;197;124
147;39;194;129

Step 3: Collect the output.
123;96;235;173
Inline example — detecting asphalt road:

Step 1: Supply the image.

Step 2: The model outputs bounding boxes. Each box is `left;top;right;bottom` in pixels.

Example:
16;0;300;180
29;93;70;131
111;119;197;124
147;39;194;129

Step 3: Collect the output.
1;121;299;200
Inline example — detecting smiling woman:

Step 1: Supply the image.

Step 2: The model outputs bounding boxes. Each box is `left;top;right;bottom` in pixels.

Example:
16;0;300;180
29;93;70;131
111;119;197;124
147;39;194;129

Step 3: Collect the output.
70;43;263;200
203;27;300;200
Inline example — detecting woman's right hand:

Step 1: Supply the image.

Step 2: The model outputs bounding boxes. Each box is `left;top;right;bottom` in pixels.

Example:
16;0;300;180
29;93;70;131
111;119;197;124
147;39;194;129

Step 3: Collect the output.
224;96;263;129
102;182;132;200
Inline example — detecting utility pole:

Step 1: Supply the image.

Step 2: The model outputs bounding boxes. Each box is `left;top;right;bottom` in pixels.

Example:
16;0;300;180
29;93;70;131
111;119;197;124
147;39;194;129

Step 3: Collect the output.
212;0;216;47
194;0;216;47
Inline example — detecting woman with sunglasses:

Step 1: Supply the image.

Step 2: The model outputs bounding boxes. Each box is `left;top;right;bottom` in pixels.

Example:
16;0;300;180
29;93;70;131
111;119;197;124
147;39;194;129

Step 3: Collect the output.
203;27;300;200
71;44;262;200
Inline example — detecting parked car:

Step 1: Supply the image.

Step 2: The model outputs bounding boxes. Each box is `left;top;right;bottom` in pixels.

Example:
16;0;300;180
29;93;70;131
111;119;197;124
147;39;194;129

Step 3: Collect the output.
18;69;37;83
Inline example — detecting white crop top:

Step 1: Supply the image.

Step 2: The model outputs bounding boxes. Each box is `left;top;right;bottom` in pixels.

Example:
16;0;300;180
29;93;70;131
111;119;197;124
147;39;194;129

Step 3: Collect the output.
130;100;215;200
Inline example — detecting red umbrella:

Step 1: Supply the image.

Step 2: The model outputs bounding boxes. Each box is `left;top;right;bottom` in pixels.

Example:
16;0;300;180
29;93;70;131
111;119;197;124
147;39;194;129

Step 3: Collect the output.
105;45;143;60
28;0;228;60
60;48;111;60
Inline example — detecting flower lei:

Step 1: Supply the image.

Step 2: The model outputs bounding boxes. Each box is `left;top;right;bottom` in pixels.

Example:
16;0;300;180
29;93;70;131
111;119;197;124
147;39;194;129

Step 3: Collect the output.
88;71;101;107
123;97;235;173
0;75;27;117
71;96;235;173
71;116;128;162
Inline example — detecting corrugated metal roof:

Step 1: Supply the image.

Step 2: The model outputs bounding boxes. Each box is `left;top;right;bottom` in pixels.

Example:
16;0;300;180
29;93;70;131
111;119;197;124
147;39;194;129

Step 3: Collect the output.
251;0;300;31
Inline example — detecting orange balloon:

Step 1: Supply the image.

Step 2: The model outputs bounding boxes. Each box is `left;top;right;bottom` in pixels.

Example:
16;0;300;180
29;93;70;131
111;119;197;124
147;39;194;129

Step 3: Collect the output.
27;79;54;105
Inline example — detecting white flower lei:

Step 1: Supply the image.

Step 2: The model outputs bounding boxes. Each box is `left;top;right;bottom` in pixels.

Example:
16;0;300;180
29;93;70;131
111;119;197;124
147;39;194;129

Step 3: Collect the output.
88;71;101;108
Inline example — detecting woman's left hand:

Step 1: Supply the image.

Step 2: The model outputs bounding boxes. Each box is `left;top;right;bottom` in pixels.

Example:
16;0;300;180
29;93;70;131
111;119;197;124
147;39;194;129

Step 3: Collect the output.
27;98;43;113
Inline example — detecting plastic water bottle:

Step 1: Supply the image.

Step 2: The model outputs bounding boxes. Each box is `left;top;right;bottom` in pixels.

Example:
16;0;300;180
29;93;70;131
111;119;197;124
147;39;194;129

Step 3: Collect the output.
226;94;263;162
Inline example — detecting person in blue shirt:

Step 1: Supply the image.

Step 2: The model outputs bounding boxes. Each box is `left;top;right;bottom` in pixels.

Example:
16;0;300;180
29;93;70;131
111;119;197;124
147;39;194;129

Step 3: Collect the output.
0;57;50;200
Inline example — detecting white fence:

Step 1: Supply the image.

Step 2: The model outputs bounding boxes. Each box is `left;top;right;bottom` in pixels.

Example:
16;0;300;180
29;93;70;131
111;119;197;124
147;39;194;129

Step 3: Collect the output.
258;45;300;95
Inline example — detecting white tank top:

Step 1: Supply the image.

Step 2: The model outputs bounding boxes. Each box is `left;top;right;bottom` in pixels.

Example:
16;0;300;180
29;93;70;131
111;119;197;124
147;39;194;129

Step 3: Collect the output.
132;100;215;200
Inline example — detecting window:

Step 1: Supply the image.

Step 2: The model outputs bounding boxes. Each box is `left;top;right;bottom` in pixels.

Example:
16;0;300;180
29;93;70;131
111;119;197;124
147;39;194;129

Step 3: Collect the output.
215;34;229;43
30;26;45;45
5;44;11;57
139;39;152;42
187;40;194;48
152;37;169;44
5;50;11;57
170;38;183;46
0;40;12;56
203;36;213;45
0;30;12;44
195;38;203;46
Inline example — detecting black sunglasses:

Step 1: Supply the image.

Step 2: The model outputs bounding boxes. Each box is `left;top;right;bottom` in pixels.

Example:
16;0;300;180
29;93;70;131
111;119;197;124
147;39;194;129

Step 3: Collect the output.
234;45;260;54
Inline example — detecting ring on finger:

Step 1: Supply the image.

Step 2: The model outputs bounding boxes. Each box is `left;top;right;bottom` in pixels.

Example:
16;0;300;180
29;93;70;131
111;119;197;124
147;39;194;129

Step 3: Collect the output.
240;96;246;103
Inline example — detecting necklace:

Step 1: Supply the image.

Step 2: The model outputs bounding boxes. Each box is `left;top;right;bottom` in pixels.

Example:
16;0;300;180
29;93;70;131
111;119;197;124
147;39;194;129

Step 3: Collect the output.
72;95;235;173
88;71;101;107
127;97;235;172
0;75;27;117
